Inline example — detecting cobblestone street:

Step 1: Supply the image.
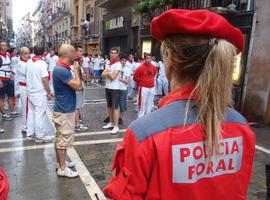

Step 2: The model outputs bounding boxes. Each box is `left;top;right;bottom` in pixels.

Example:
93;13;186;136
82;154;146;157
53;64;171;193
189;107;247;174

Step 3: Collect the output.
0;83;269;200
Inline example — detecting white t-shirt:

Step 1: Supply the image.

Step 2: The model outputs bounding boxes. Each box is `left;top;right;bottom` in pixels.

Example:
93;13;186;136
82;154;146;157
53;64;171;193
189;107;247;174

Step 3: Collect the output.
99;58;105;70
119;66;131;90
158;61;166;78
105;61;121;90
82;57;90;68
11;56;19;71
16;59;28;83
93;58;101;70
0;54;13;78
89;57;93;69
45;54;50;64
132;62;141;75
26;59;49;96
151;61;158;68
48;55;59;72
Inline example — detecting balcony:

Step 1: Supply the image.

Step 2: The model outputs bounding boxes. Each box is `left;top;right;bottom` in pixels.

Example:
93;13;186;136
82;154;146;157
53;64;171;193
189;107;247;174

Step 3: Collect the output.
96;0;127;8
50;5;70;24
139;0;254;37
137;0;253;20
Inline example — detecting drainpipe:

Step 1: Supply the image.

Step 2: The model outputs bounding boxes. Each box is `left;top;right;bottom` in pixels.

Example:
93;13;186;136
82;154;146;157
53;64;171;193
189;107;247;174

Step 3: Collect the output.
240;12;257;113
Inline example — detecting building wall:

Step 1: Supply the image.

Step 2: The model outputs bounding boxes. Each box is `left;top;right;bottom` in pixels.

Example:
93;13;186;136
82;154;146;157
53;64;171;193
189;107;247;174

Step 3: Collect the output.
243;0;270;122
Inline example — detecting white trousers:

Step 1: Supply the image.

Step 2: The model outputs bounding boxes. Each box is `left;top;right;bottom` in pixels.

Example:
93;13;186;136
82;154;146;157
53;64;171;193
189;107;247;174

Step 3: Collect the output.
156;77;169;96
127;76;136;98
49;71;54;95
19;85;27;129
138;86;155;118
27;95;55;139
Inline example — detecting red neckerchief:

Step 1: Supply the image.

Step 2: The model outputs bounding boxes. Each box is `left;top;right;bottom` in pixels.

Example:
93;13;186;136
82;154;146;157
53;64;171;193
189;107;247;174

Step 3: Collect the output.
50;54;55;58
158;83;197;108
10;53;16;58
75;56;82;65
0;52;7;58
56;60;71;70
32;56;43;63
20;57;28;62
109;57;120;66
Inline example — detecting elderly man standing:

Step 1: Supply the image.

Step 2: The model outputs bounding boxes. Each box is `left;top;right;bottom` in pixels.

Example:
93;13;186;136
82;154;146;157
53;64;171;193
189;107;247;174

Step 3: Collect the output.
26;44;55;142
16;47;30;133
53;44;82;178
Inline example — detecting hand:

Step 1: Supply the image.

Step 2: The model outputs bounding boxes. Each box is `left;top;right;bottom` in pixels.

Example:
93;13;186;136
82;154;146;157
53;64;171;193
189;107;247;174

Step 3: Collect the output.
0;80;3;88
73;63;80;73
47;93;53;100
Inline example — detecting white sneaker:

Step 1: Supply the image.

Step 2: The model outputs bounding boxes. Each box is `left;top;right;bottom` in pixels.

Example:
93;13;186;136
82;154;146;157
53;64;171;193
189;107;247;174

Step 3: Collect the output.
26;136;35;141
102;123;114;129
35;136;53;143
111;126;119;135
56;161;75;169
0;129;4;133
57;167;78;178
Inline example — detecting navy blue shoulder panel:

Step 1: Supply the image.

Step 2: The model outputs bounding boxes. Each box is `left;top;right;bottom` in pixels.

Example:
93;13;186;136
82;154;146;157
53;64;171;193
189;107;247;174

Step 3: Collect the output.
129;100;247;143
224;107;246;124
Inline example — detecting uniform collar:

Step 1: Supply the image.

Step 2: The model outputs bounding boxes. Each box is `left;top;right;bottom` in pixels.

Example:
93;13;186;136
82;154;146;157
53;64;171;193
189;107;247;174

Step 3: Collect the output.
20;57;28;62
57;59;71;70
158;83;197;108
0;52;7;58
32;56;43;63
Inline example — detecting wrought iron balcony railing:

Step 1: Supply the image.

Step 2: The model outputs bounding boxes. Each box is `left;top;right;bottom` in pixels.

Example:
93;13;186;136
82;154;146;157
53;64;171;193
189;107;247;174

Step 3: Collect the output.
143;0;253;21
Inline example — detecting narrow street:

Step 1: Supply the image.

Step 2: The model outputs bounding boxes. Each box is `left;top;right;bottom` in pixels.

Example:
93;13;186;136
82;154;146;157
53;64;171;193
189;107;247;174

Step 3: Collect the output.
0;83;268;200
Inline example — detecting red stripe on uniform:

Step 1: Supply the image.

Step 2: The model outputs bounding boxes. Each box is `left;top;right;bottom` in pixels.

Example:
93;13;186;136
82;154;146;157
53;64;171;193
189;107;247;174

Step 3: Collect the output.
138;86;142;110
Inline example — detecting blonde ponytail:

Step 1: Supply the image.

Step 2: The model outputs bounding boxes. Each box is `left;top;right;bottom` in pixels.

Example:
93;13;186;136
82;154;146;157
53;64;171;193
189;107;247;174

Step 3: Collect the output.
161;35;237;157
196;39;237;156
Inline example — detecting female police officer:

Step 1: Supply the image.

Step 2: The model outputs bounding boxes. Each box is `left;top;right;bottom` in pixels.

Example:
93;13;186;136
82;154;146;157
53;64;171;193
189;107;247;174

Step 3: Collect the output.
104;9;255;200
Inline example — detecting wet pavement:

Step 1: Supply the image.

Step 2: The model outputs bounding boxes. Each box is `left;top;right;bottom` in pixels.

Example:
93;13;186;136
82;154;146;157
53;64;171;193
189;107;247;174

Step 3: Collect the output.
0;83;269;200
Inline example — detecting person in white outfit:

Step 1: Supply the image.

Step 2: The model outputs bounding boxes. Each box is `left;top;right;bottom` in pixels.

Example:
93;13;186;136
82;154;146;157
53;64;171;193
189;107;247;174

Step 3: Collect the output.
10;48;20;97
156;60;169;96
48;49;59;95
26;44;55;143
16;47;30;133
101;48;122;134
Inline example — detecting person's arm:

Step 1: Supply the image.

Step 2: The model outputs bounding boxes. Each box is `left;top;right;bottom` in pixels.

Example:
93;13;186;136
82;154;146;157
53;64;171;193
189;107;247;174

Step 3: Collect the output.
67;63;83;91
101;68;110;78
107;70;120;81
120;68;130;85
133;66;141;83
103;129;154;199
40;63;52;99
42;76;52;100
120;76;129;84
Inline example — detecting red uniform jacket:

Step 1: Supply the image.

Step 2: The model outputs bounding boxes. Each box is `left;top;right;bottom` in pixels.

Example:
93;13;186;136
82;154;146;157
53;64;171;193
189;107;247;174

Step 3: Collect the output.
104;84;255;200
0;167;9;200
133;63;157;88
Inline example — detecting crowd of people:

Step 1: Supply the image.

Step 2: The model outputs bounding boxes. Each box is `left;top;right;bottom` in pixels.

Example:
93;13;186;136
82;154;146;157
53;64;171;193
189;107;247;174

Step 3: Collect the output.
0;39;169;177
0;8;257;200
0;40;169;135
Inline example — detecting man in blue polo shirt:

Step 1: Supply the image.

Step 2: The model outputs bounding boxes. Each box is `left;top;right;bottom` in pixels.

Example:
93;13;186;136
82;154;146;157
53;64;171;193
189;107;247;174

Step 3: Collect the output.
53;44;83;178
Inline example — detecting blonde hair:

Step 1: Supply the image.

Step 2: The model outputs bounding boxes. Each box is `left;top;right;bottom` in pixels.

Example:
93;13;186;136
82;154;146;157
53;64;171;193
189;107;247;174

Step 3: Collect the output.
161;34;237;156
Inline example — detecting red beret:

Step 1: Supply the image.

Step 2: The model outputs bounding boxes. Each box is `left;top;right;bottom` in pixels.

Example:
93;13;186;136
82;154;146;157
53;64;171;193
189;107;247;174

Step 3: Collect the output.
151;9;244;51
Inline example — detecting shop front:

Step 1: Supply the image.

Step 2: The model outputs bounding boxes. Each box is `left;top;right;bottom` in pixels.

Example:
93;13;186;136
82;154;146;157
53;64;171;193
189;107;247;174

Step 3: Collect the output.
102;7;133;55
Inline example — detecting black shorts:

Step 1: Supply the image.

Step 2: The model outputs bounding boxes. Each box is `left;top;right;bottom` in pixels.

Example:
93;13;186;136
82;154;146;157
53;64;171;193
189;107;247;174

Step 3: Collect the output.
105;88;120;109
0;80;15;98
